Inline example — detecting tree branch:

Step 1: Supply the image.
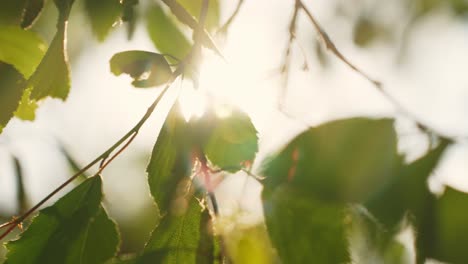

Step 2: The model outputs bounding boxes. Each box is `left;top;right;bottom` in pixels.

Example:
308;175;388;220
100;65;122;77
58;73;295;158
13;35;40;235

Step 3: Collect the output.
217;0;245;35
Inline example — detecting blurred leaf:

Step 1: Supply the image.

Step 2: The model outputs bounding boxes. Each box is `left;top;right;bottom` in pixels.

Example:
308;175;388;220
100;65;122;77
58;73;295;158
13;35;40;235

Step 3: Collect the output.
0;64;26;134
21;0;45;29
0;25;47;78
353;17;382;47
426;187;468;263
160;0;223;57
449;0;468;15
365;140;449;230
84;0;123;41
146;5;191;63
139;197;204;264
262;118;401;202
147;103;192;213
110;50;172;88
0;0;27;25
122;0;139;40
348;206;411;264
203;110;258;172
5;176;119;264
12;156;27;214
28;0;75;100
14;87;38;121
225;224;275;264
178;0;220;30
262;185;350;264
196;210;215;264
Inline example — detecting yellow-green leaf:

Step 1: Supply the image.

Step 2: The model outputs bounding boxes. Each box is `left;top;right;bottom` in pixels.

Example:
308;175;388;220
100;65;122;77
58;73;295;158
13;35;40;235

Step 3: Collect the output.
0;25;47;78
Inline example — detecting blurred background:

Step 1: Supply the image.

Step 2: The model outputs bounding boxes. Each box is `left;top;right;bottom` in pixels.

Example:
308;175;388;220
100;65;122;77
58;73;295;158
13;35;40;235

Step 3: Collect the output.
1;0;468;262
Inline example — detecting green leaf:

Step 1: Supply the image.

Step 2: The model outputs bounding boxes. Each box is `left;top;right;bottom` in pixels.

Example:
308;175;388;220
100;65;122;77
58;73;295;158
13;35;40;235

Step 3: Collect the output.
110;50;173;88
196;210;215;264
122;0;139;40
424;187;468;263
28;0;74;100
177;0;220;30
365;140;449;229
262;118;401;202
262;185;350;264
0;25;47;78
146;5;191;63
147;103;192;213
203;110;258;172
5;176;119;264
139;196;204;264
0;63;26;134
84;0;123;41
14;87;38;121
224;224;275;264
21;0;45;29
0;0;27;25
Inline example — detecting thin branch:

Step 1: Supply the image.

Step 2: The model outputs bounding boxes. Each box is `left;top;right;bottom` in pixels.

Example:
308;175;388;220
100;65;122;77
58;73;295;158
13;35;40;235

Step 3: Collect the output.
297;0;381;88
0;66;186;241
291;0;460;141
217;0;245;35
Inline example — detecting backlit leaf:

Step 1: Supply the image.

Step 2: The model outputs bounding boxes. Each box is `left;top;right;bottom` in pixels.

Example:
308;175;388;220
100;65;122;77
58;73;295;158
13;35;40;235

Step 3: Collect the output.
14;88;38;121
0;0;27;25
203;110;258;172
177;0;220;30
139;197;204;264
146;103;192;213
84;0;123;41
262;185;350;264
5;176;119;264
28;0;74;100
0;25;47;78
110;50;172;88
146;5;191;63
0;63;26;134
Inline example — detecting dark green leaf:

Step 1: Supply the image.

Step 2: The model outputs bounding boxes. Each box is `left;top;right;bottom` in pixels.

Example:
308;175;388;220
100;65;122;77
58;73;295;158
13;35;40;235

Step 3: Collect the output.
28;0;75;100
203;110;258;172
0;25;47;78
84;0;123;41
110;50;172;88
262;118;401;202
146;5;191;63
262;185;350;264
5;176;119;264
365;140;449;229
147;103;192;213
0;64;26;133
0;0;27;25
418;187;468;263
139;197;204;264
122;0;139;40
21;0;45;29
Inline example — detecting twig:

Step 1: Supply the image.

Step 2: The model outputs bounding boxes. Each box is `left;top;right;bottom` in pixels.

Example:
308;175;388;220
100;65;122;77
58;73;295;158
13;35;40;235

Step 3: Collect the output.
297;0;381;88
289;0;461;141
0;66;186;241
217;0;245;35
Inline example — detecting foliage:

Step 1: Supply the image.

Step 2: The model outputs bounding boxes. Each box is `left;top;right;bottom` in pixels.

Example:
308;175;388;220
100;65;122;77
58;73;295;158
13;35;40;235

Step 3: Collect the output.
1;0;467;264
